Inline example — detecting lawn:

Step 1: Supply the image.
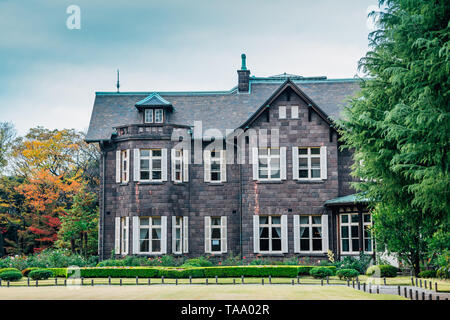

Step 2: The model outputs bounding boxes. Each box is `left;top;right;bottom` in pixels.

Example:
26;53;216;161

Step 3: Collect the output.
0;285;406;300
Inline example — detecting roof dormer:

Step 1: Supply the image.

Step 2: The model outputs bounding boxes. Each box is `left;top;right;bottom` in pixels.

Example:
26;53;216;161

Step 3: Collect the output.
135;93;174;124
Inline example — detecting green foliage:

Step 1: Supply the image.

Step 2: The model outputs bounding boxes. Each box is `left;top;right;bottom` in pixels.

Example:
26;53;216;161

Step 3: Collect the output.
334;253;372;274
418;270;436;278
436;266;449;279
0;270;22;281
97;255;186;267
337;0;450;276
21;267;39;277
48;268;68;278
0;267;20;274
336;269;360;280
28;269;54;280
181;257;213;268
309;267;335;279
366;265;398;277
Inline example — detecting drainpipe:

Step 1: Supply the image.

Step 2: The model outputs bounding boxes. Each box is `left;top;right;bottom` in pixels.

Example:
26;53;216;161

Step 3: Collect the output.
100;142;106;261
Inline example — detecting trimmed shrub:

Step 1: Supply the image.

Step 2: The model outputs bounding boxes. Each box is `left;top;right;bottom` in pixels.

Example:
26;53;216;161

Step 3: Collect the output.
436;266;449;279
0;270;23;281
22;267;40;277
181;257;213;268
418;270;436;278
366;265;398;278
29;269;54;280
48;268;68;278
336;268;360;280
310;267;334;279
0;267;20;274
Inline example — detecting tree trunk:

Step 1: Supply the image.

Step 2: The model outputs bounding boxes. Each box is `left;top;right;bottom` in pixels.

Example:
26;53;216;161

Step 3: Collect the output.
70;238;75;254
411;253;421;276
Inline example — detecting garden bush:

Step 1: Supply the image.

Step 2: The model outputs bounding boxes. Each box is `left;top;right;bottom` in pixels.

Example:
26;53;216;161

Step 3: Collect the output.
0;267;20;274
47;268;68;277
334;253;372;274
366;265;398;277
336;268;360;280
418;270;436;278
181;257;213;268
22;267;40;277
0;270;23;281
309;267;335;278
436;266;449;279
28;269;54;280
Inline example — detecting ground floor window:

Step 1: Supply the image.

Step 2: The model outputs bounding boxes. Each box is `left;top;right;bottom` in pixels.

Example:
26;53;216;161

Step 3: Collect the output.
204;216;227;253
340;213;360;253
363;213;373;253
259;215;282;252
299;215;322;252
139;217;161;254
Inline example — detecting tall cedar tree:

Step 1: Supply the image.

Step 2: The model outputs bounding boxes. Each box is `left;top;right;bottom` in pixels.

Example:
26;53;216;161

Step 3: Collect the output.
338;0;449;275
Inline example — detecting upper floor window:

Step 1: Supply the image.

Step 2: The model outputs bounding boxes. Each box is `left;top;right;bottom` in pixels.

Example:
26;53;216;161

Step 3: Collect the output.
144;108;164;123
171;149;189;183
258;148;281;180
115;149;129;183
293;146;327;181
121;150;128;182
140;149;162;181
204;150;226;183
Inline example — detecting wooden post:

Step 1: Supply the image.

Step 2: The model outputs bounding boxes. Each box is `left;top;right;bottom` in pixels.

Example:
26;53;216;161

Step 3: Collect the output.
415;290;418;300
269;275;271;284
64;279;67;286
377;286;379;294
241;275;244;284
297;276;300;284
55;278;58;286
411;277;414;286
429;281;432;290
404;287;407;298
91;279;94;286
27;278;30;287
422;292;425;300
292;279;294;286
120;278;122;286
363;283;366;292
81;277;84;286
7;281;9;287
175;278;178;285
0;279;2;287
326;276;329;285
262;278;264;285
215;276;218;284
383;277;386;285
369;286;371;294
352;280;355;288
425;281;427;289
397;286;400;296
136;276;138;285
435;282;438;292
419;279;422;288
161;276;164;284
357;281;360;290
206;278;208;285
108;276;111;285
321;279;323;286
148;278;151;285
429;294;432;301
36;280;38;287
189;276;192;284
409;289;412;299
415;278;418;287
233;278;236;285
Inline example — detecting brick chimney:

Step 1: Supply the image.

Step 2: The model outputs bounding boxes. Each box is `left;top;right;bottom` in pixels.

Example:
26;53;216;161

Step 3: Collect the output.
237;53;250;93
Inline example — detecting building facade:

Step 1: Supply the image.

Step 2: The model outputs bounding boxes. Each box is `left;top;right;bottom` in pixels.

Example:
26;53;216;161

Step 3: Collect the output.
86;55;371;261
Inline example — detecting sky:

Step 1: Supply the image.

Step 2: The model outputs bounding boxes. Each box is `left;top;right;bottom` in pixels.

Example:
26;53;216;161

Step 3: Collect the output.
0;0;378;136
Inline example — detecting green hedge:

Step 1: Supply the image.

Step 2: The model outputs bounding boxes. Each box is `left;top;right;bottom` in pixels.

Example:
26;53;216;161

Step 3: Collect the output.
29;269;54;280
0;270;23;281
336;268;359;280
310;267;335;279
0;268;20;274
418;270;436;278
48;268;68;278
366;265;398;277
51;265;336;279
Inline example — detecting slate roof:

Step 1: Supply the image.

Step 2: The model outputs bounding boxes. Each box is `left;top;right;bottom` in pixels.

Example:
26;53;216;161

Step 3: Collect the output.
135;93;173;108
86;76;361;142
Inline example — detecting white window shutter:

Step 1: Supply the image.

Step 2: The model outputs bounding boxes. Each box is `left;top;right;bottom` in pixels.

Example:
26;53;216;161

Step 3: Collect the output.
322;215;329;253
171;216;177;253
114;217;121;254
161;216;167;253
320;146;327;180
281;215;288;253
253;215;260;253
220;150;227;182
292;147;299;180
204;150;211;182
162;149;168;181
291;106;299;119
171;149;176;182
280;147;287;180
279;106;286;119
252;148;259;180
133;149;140;182
124;217;129;254
183;216;189;253
221;216;227;253
132;216;139;254
183;150;189;182
115;151;121;183
204;216;211;253
293;215;300;253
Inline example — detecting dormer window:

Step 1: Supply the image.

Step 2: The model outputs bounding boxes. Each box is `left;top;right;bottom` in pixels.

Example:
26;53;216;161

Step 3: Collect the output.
144;108;164;124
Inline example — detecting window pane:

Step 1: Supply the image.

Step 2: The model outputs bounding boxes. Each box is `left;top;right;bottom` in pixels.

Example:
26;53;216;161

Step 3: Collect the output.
140;229;149;240
152;218;161;225
299;158;308;167
175;240;181;252
351;214;359;223
312;227;322;238
342;239;349;252
300;216;309;224
211;162;220;171
140;218;149;226
364;214;371;223
259;158;268;167
364;226;371;238
152;229;161;239
311;148;320;155
351;226;359;238
341;215;348;223
152;149;162;157
211;218;221;226
176;229;181;239
211;172;221;181
259;169;268;179
260;239;269;251
270;148;280;156
300;227;309;238
152;240;161;252
352;239;360;251
300;239;310;251
140;160;149;170
298;148;307;155
365;239;372;252
140;150;150;157
153;159;161;169
312;216;321;224
140;171;149;180
299;170;308;178
259;216;269;224
260;227;269;238
211;228;221;238
341;226;349;238
211;239;221;251
311;158;320;167
270;169;280;179
152;171;162;180
140;240;149;252
259;148;268;156
272;216;281;225
272;227;281;238
311;169;320;178
272;239;281;251
312;239;322;251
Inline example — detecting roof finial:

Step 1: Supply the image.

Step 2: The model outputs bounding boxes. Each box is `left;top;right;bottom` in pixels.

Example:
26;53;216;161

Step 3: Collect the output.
241;53;247;70
116;69;120;93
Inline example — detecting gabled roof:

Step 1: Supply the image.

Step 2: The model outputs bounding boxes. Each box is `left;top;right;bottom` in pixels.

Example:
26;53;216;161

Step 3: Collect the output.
86;76;361;142
135;93;174;111
324;193;370;206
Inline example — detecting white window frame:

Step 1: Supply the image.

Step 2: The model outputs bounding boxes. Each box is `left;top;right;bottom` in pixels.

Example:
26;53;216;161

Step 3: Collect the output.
363;213;373;253
144;109;154;123
297;147;321;180
258;148;281;181
121;150;128;183
120;217;129;255
258;215;282;253
172;149;183;183
298;215;323;253
210;217;222;253
340;213;360;254
138;217;162;254
173;216;183;254
140;149;163;182
154;109;164;123
204;150;226;183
